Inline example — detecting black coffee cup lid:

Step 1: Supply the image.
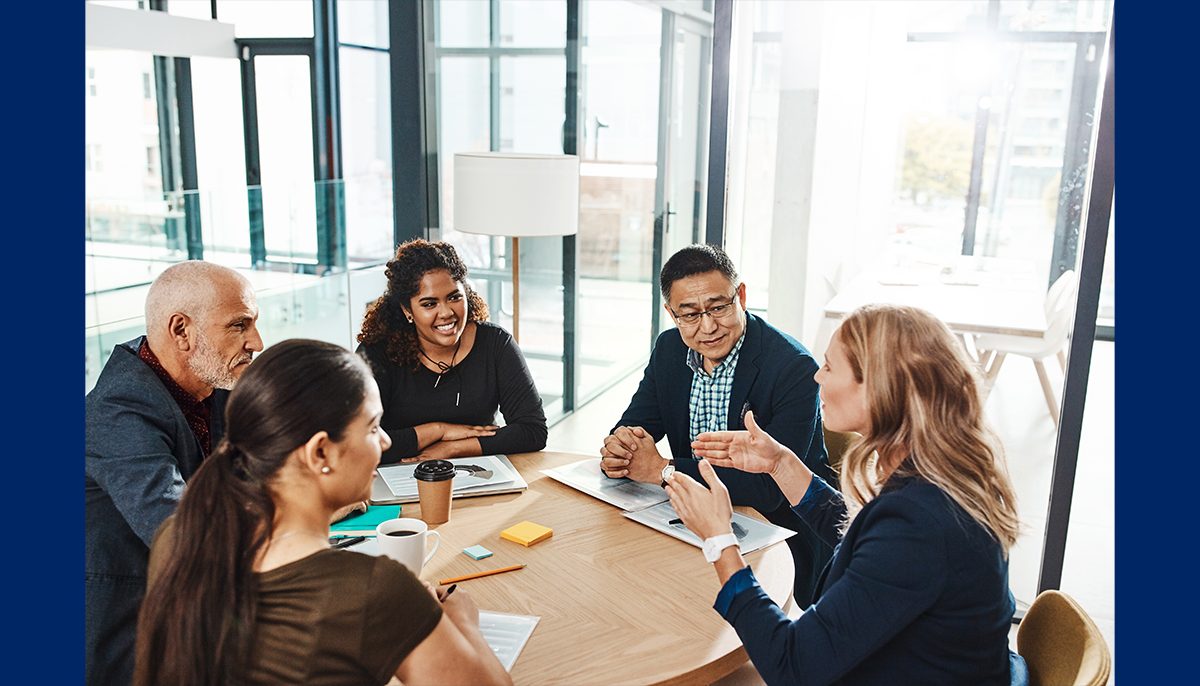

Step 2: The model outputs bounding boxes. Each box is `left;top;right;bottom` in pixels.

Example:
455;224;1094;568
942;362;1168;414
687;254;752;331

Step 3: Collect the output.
414;459;456;481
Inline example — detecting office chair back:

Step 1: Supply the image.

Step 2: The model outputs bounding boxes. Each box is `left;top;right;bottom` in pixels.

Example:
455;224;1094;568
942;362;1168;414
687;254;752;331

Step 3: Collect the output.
821;426;859;474
1016;589;1111;686
1041;269;1078;354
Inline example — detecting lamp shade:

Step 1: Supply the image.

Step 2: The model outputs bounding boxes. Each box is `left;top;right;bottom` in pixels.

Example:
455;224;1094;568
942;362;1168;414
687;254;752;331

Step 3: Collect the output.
453;152;580;237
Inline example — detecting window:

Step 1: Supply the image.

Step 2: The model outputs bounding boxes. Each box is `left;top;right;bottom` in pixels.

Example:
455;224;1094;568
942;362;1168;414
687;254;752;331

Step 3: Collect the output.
723;0;1113;641
433;0;571;415
85;49;165;249
216;0;312;38
338;46;395;263
86;144;103;172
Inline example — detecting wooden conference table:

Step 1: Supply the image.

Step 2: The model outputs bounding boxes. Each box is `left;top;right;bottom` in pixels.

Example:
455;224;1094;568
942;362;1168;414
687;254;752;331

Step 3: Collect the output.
390;450;795;685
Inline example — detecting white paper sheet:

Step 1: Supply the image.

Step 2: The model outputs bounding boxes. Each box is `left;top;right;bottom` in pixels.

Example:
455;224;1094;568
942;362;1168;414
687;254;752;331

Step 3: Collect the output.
541;458;670;512
478;610;540;671
379;455;518;498
621;501;796;555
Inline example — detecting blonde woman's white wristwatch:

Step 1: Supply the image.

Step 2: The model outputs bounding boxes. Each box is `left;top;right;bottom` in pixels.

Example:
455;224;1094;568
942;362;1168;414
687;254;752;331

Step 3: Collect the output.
702;533;740;562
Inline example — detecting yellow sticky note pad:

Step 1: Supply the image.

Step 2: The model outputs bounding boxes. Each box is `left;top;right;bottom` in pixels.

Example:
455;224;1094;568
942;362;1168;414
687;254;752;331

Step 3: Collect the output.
500;521;553;547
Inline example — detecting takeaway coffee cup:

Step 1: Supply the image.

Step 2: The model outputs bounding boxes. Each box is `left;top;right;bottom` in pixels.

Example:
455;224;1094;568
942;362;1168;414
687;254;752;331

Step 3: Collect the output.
414;459;456;525
376;517;441;575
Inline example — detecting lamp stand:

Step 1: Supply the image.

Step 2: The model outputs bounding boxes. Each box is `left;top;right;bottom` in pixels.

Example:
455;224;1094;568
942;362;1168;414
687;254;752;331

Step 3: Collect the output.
512;236;520;344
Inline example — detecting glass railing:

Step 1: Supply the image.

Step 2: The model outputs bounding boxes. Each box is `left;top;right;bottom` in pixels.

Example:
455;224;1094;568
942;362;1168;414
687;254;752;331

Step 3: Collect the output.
85;177;653;424
85;180;577;423
86;179;396;393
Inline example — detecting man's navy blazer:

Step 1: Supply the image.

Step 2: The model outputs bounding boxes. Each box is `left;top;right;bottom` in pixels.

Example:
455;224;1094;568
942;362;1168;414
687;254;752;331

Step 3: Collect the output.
614;313;834;513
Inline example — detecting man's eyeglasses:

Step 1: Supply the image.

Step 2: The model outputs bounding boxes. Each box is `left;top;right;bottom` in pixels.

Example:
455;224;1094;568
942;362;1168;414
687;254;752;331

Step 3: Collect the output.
669;295;739;327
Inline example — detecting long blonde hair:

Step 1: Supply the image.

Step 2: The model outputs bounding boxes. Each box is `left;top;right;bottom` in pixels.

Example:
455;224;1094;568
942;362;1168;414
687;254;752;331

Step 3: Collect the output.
835;304;1020;552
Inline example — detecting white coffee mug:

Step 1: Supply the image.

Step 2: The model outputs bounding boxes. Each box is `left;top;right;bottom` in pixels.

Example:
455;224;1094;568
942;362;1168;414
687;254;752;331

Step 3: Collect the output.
376;517;441;575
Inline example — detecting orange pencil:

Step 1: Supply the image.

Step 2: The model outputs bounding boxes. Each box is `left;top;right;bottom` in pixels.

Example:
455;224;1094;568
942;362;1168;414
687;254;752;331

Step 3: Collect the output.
438;564;526;585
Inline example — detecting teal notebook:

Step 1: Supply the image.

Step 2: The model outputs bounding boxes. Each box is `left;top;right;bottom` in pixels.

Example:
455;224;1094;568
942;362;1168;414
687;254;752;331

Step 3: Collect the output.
330;505;402;534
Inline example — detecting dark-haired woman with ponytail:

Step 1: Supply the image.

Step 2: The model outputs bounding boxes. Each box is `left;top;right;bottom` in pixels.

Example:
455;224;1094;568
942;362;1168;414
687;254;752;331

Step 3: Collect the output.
357;239;547;464
134;339;512;686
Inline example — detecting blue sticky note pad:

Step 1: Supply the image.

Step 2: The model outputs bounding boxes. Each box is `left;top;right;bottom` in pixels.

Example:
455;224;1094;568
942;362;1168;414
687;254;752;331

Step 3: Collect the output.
463;545;493;560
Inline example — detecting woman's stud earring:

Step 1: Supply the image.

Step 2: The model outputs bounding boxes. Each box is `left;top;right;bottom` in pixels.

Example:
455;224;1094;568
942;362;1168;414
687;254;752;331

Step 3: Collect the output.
321;466;331;474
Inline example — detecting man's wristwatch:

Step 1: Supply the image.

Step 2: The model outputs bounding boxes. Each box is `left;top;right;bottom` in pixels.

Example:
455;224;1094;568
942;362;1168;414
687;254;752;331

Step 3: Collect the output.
702;533;740;563
660;458;676;488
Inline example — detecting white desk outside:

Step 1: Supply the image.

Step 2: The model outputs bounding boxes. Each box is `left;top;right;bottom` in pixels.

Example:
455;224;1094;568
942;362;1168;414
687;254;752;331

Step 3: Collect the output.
822;262;1048;338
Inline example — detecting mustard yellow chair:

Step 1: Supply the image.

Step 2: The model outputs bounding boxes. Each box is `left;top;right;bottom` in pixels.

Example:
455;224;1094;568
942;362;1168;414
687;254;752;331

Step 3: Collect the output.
821;426;859;475
1017;590;1111;686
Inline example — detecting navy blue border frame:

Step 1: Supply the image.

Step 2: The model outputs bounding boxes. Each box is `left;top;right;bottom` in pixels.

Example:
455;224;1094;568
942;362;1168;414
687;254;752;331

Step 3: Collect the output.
9;1;81;680
21;0;1195;682
1113;2;1189;682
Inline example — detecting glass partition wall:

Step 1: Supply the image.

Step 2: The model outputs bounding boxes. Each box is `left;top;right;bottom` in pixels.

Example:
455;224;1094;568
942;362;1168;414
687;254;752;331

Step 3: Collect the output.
430;0;713;415
86;0;716;425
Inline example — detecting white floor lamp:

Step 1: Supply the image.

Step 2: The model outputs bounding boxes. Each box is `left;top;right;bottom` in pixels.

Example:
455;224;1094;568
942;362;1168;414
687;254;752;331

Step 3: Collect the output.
453;152;580;344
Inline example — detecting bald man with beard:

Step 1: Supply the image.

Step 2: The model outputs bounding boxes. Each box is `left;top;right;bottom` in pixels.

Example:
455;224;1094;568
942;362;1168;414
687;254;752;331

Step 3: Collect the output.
85;261;263;686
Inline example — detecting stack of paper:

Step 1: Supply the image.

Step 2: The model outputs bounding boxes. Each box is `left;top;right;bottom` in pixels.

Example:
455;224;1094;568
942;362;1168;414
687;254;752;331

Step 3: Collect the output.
372;455;528;504
542;457;796;555
621;501;793;555
541;458;669;511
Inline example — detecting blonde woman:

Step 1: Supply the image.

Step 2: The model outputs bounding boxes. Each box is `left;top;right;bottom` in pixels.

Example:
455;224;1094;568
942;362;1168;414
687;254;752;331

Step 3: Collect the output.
667;305;1028;685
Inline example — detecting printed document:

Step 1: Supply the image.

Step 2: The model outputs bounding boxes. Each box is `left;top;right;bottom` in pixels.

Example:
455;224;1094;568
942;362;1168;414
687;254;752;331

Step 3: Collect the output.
543;458;795;552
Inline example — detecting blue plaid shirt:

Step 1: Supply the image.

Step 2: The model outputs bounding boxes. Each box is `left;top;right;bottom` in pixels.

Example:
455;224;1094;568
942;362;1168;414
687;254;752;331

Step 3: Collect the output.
687;332;746;445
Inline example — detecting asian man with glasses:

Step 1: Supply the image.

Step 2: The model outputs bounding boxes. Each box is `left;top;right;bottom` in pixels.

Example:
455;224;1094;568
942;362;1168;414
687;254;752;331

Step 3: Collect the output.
600;244;836;605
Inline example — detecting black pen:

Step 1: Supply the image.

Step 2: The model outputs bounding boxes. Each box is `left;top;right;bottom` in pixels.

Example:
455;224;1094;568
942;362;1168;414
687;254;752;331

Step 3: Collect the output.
330;536;366;549
668;518;684;526
442;583;458;600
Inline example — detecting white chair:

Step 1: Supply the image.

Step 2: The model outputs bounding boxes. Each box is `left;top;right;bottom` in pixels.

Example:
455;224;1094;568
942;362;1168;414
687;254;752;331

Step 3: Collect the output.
975;270;1077;426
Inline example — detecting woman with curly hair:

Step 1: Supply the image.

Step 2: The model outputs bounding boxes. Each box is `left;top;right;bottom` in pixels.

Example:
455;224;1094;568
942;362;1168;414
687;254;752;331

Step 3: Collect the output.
357;239;547;464
666;305;1027;685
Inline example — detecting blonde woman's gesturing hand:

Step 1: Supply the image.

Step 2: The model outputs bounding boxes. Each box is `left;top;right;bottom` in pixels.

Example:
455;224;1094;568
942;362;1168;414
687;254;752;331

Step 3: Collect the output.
664;459;734;541
690;410;795;475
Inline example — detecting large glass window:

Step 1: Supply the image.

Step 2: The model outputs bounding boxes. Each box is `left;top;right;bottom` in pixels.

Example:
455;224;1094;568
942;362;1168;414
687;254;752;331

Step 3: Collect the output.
498;0;566;47
85;48;168;256
433;0;569;416
576;0;663;398
86;1;392;396
255;55;318;262
437;0;490;48
724;0;1113;649
339;47;395;264
436;56;491;267
217;0;313;38
190;56;251;260
499;56;566;152
337;0;389;48
165;0;213;20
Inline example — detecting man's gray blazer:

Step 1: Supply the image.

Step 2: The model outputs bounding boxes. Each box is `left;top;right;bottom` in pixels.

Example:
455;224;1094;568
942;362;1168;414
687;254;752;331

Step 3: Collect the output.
84;337;227;686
